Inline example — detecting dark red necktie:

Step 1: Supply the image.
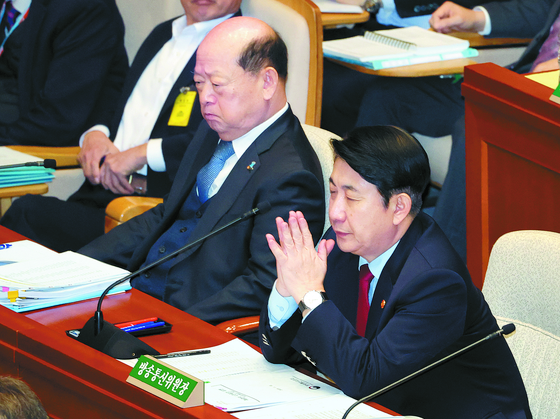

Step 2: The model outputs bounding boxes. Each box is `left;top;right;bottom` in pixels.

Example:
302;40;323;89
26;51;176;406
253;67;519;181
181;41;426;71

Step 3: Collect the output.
356;264;373;336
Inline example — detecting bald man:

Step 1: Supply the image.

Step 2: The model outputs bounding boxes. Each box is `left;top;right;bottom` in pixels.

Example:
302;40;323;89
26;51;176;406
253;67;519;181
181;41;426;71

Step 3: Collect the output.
79;17;325;332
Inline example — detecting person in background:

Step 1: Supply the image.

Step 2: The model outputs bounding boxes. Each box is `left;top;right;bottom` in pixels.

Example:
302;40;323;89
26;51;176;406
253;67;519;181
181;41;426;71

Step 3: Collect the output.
334;0;486;33
0;0;242;252
260;125;531;419
0;0;127;146
321;0;498;139
0;376;48;419
79;17;325;343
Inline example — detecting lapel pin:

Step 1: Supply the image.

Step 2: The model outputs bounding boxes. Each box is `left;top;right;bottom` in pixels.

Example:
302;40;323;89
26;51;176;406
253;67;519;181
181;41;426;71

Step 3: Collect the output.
380;300;386;309
247;161;256;171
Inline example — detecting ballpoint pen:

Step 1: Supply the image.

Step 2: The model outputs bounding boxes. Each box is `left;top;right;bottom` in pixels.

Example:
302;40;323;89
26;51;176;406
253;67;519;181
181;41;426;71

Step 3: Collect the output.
154;349;211;359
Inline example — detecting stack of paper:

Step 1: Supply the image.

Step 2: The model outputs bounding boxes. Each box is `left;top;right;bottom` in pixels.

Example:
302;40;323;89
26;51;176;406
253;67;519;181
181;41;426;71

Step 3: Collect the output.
0;147;55;188
323;26;478;70
0;241;131;312
121;339;393;417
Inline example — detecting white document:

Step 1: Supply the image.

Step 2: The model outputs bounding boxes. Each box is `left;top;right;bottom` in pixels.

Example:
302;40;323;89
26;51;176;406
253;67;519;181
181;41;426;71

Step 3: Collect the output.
0;250;129;289
0;147;42;166
314;0;363;13
207;368;342;412
121;339;345;412
232;393;394;418
0;240;57;265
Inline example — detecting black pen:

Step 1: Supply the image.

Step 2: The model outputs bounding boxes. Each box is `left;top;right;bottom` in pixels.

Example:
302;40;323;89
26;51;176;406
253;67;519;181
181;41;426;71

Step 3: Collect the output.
153;349;211;359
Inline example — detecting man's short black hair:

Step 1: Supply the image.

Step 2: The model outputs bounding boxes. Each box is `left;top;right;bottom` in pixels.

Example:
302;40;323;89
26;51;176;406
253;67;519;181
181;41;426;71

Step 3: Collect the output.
331;126;430;216
237;30;288;82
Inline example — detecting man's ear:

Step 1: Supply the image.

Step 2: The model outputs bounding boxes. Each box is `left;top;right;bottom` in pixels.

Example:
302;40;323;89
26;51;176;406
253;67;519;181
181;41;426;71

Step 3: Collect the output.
262;67;279;100
392;193;412;225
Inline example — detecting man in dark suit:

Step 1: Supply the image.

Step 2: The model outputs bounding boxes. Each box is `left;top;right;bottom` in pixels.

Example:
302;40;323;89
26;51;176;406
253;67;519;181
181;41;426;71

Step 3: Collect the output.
260;126;531;419
0;0;127;146
79;17;325;330
0;0;242;252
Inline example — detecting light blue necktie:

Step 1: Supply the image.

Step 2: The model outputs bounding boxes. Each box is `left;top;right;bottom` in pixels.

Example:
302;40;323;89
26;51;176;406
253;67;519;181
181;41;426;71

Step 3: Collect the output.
196;140;234;203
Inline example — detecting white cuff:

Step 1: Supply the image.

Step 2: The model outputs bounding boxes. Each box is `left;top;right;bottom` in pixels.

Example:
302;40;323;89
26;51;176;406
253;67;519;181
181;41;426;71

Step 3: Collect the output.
146;138;166;172
474;6;491;36
267;281;298;329
79;125;110;148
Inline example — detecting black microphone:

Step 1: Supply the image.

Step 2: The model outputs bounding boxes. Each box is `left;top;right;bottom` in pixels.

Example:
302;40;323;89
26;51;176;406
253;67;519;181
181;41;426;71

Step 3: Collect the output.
0;159;57;170
76;201;271;359
342;323;516;419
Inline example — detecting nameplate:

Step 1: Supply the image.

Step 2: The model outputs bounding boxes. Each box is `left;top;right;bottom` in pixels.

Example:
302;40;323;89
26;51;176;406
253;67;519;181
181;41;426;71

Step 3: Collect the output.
126;355;204;408
550;82;560;105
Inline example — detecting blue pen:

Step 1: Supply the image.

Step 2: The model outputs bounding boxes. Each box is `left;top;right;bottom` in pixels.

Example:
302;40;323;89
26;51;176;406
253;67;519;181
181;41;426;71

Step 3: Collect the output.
122;321;165;333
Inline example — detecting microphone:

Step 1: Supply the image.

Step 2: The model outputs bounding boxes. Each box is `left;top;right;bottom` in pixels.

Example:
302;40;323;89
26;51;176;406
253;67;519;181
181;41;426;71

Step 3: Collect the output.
76;202;271;359
0;159;57;170
342;323;516;419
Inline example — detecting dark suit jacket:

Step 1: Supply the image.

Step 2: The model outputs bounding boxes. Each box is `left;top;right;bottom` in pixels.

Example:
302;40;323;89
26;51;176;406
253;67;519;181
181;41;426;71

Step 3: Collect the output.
260;213;531;419
80;108;325;325
485;0;559;73
0;0;128;146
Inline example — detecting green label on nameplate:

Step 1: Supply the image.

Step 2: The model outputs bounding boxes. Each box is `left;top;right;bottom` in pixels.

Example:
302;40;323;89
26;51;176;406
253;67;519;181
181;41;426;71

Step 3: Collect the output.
550;83;560;105
129;355;198;403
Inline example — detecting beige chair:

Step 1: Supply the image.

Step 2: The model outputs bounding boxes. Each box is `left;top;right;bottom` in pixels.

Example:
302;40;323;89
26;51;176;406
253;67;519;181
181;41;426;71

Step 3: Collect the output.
301;124;338;235
241;0;323;126
483;230;560;418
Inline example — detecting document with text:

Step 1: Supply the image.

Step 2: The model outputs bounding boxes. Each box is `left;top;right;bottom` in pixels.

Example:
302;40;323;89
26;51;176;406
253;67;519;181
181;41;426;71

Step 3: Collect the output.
121;339;393;414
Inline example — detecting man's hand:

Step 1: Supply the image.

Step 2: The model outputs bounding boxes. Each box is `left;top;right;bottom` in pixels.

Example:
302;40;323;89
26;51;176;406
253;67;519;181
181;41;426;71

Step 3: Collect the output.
99;144;148;195
429;1;486;34
531;58;560;73
266;211;335;303
78;130;119;184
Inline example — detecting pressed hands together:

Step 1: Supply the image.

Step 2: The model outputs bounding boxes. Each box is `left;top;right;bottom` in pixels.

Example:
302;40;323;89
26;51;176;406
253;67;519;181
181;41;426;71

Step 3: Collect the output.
266;211;335;315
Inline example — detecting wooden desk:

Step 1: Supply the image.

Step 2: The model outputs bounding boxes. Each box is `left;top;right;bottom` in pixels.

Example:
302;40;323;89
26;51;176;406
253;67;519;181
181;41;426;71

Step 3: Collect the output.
0;227;396;418
321;10;369;28
0;183;49;216
329;57;477;77
326;32;530;78
462;63;560;288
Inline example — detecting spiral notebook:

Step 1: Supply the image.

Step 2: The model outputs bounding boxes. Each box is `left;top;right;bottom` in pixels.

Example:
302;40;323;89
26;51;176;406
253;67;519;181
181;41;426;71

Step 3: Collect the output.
323;26;476;70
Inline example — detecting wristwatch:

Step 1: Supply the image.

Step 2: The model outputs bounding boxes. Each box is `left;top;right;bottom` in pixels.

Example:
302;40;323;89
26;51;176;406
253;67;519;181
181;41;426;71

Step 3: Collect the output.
298;290;328;314
362;0;383;14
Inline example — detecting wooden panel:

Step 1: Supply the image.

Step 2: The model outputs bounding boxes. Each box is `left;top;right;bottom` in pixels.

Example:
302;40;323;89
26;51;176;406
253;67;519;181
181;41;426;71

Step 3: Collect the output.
463;63;560;288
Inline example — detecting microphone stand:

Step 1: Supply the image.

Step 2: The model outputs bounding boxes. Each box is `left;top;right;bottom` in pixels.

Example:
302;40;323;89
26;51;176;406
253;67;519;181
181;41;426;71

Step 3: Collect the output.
77;203;270;359
341;323;516;419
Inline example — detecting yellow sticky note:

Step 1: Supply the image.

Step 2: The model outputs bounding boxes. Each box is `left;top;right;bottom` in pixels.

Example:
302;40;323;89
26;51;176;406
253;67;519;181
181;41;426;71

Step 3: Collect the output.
8;290;18;302
168;90;197;127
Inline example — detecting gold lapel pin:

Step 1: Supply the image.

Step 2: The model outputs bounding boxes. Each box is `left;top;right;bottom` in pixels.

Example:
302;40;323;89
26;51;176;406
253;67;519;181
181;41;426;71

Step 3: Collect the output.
380;300;386;309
